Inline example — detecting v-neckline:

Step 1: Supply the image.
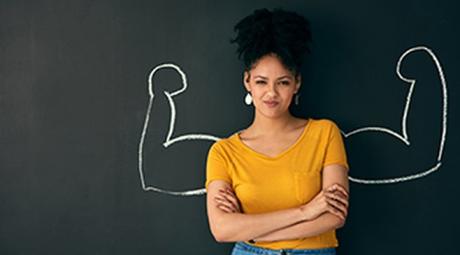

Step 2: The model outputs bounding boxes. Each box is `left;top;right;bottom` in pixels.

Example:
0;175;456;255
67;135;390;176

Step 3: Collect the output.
234;118;312;160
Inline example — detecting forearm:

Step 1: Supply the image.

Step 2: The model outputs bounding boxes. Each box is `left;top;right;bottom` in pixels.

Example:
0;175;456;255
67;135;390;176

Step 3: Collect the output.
253;213;343;242
214;206;305;242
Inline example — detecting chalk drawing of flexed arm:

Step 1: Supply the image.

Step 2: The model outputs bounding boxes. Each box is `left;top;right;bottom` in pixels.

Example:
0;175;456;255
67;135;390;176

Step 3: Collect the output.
344;45;448;185
138;63;221;196
137;46;448;198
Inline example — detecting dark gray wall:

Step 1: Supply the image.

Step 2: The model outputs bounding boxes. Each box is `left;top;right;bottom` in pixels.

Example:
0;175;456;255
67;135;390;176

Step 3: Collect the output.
1;0;459;254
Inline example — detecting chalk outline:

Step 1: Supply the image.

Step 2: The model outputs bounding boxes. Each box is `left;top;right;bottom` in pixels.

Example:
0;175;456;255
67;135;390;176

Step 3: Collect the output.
137;45;447;196
346;46;447;184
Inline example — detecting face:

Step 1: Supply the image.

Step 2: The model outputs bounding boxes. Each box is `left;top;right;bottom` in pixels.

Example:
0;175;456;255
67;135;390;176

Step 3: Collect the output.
243;53;301;118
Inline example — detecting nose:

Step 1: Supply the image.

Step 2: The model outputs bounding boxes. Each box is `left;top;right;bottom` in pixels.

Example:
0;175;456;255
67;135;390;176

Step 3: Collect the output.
266;82;278;96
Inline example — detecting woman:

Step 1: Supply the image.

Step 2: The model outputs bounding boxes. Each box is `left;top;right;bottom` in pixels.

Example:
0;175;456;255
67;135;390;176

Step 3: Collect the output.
205;8;350;255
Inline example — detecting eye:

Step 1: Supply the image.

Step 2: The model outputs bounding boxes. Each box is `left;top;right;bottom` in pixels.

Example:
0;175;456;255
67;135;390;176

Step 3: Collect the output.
280;80;290;85
255;80;266;84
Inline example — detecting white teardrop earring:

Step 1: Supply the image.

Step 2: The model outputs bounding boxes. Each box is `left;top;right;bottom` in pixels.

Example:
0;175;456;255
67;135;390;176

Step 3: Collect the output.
245;92;252;105
294;93;300;105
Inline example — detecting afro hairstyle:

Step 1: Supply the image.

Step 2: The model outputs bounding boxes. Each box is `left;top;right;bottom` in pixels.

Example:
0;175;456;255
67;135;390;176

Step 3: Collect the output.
229;8;312;79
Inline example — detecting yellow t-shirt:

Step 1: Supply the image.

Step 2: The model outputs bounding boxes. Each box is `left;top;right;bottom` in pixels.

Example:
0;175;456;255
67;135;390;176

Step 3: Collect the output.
205;118;349;249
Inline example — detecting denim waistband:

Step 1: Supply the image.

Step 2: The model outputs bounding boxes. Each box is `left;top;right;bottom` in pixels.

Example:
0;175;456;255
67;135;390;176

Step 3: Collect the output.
232;241;336;255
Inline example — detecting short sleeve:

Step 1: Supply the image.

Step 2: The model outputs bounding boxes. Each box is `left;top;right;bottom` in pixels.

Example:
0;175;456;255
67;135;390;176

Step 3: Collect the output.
205;142;232;190
323;121;349;171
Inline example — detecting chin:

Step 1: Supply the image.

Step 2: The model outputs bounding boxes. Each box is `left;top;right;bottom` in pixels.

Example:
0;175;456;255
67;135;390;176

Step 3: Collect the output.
257;108;287;118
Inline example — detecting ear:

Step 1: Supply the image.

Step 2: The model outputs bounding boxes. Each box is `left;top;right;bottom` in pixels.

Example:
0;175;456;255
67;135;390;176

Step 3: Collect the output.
243;71;251;92
295;74;301;92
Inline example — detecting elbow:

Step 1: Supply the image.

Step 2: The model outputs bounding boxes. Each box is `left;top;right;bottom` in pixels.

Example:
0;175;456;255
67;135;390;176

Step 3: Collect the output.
213;233;226;243
211;222;244;243
210;219;233;243
210;225;227;243
212;230;229;243
326;212;347;230
212;229;236;243
334;216;347;229
208;211;245;242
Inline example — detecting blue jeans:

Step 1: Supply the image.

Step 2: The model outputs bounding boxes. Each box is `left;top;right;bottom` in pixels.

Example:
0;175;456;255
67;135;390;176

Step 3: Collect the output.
231;241;336;255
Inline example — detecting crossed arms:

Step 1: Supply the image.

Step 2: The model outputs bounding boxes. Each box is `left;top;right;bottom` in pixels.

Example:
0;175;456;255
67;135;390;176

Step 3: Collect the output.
206;163;349;242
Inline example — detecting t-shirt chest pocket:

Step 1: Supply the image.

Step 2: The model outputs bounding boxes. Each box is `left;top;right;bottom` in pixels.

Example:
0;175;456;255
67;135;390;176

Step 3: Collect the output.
293;170;322;204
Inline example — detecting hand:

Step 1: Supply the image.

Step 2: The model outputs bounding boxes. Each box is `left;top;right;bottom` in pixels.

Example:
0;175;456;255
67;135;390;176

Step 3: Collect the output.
300;183;349;221
214;188;242;213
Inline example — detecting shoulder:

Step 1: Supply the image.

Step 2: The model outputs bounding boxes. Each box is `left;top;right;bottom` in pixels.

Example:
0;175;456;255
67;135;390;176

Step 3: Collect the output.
309;118;344;139
209;138;226;153
313;118;341;130
208;135;234;156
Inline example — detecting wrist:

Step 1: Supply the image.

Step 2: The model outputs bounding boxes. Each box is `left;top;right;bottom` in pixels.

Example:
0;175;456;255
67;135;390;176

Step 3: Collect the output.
299;205;311;221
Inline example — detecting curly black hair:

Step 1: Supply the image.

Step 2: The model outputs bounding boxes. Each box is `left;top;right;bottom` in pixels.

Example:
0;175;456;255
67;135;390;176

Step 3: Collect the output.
229;8;312;79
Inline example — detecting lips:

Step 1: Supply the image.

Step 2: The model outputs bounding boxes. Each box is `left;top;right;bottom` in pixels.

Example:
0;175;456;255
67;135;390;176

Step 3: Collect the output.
264;101;279;107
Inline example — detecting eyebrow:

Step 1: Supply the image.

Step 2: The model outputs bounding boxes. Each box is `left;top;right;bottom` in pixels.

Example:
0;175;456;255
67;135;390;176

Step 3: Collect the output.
254;75;292;80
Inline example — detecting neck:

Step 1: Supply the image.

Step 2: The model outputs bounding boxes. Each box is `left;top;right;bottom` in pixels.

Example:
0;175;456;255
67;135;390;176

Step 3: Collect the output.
248;110;297;136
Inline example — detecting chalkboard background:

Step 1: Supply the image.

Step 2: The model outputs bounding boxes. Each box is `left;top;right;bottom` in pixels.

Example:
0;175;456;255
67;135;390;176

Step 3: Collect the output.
1;0;459;254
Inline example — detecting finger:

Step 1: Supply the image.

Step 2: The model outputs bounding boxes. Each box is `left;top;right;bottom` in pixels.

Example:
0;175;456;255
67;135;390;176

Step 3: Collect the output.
223;190;242;211
215;194;234;206
215;197;239;212
217;203;235;213
327;185;348;198
221;189;237;199
332;189;348;199
218;190;236;203
328;197;347;215
215;193;225;200
327;198;348;218
326;205;345;220
216;200;232;212
215;195;232;205
327;183;343;193
327;204;346;220
217;204;231;213
215;197;237;211
327;184;349;198
225;188;236;195
329;191;347;205
331;184;349;198
217;196;241;213
225;190;238;205
325;191;349;208
219;189;236;197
